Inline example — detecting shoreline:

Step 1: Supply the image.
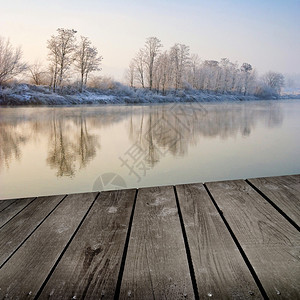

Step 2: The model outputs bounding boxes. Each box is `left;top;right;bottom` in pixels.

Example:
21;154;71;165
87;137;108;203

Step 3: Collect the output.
1;83;300;106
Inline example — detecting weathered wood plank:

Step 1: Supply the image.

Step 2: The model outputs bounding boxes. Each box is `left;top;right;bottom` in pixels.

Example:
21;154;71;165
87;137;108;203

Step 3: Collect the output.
39;189;136;299
176;183;262;299
0;195;64;267
120;186;194;299
206;179;300;299
248;175;300;226
0;197;35;228
0;199;16;212
0;192;96;299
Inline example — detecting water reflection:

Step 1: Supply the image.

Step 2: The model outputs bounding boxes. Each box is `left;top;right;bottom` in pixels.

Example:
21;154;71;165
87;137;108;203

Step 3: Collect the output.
127;103;283;166
0;102;284;176
46;113;99;177
0;122;30;168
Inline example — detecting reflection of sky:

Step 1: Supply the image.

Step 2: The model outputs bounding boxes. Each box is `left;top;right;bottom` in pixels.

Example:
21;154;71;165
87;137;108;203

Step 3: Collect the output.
1;0;299;79
0;100;300;199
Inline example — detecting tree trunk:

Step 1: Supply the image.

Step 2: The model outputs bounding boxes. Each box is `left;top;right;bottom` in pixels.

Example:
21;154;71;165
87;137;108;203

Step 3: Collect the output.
80;72;84;93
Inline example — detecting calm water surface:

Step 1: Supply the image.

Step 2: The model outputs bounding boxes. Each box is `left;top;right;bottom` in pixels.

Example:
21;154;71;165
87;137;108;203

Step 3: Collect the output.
1;100;300;199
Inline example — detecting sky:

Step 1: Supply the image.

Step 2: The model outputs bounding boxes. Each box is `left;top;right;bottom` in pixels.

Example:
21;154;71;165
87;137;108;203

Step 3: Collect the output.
1;0;299;81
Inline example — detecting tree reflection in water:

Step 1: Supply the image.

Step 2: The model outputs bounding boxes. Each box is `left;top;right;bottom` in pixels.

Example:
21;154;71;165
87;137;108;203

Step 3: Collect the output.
0;102;284;177
127;102;284;167
0;123;30;168
47;111;100;177
47;116;76;177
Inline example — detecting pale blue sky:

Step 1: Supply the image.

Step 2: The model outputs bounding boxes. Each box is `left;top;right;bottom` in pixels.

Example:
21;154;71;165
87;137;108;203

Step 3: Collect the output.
1;0;299;80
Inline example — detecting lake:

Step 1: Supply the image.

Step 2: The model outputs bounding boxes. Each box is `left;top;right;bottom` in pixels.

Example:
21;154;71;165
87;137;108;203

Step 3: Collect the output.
1;100;300;199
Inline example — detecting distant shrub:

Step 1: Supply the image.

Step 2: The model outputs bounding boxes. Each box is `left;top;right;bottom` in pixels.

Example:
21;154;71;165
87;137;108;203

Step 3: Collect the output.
87;76;117;90
254;84;278;99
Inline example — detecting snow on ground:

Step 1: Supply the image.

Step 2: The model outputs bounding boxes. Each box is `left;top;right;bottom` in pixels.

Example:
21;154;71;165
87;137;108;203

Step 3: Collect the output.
0;84;299;106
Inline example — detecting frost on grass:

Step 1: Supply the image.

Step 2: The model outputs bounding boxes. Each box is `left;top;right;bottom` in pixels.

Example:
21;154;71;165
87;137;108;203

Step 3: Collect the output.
0;83;297;106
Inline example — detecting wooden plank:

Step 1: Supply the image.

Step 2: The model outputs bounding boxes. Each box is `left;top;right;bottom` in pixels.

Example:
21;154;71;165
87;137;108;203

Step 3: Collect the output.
0;199;16;212
248;175;300;225
0;197;35;228
0;195;64;267
206;179;300;299
120;186;194;299
39;189;136;299
176;183;263;299
0;192;96;299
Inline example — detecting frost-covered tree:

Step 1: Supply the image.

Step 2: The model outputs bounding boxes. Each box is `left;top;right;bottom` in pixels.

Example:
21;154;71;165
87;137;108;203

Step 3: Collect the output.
125;60;135;88
262;71;284;95
154;51;171;94
74;36;102;92
47;28;77;91
202;60;219;91
240;63;253;95
143;37;162;90
217;58;230;93
127;37;263;95
229;61;239;92
0;37;27;86
187;54;201;89
170;43;190;90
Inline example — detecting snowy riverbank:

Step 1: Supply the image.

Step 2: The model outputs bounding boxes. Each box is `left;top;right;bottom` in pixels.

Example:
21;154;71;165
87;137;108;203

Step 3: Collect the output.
1;84;299;106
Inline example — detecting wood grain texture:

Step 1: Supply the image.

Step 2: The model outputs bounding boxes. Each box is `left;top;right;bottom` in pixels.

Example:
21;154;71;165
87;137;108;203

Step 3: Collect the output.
0;197;35;228
0;199;16;212
0;195;64;266
120;186;194;300
206;179;300;299
39;189;136;299
0;192;96;300
176;183;262;299
248;174;300;225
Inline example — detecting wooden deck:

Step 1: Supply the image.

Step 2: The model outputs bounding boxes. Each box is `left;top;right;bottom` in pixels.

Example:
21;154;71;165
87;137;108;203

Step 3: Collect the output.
0;175;299;299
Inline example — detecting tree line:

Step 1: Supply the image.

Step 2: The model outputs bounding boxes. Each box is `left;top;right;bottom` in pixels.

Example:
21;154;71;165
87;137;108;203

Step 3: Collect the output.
0;29;102;92
47;29;102;92
126;37;285;97
0;33;285;97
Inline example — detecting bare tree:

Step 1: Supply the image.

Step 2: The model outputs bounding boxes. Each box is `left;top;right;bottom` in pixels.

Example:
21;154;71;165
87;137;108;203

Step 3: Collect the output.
28;61;47;85
0;37;27;86
125;60;135;88
133;50;145;88
263;71;284;95
143;37;162;90
155;51;171;94
47;28;77;91
127;37;263;95
74;36;102;92
170;44;190;90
